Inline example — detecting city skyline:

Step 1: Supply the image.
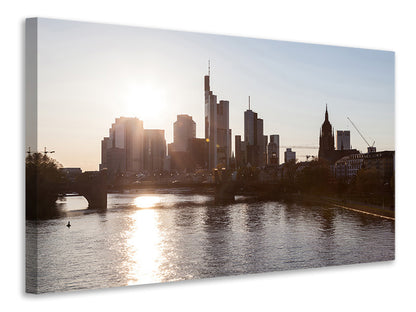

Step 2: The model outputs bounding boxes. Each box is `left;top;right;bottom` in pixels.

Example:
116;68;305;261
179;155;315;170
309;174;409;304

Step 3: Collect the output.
36;18;394;171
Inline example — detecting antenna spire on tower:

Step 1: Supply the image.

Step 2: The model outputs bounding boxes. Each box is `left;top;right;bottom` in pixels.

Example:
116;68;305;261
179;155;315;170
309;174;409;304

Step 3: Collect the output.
208;59;210;76
248;96;251;110
325;103;329;121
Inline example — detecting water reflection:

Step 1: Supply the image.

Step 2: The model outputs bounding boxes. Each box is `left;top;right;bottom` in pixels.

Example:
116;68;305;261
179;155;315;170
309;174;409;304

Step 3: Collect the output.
28;192;395;293
316;207;337;266
125;196;163;285
244;202;265;232
202;204;232;275
133;195;161;209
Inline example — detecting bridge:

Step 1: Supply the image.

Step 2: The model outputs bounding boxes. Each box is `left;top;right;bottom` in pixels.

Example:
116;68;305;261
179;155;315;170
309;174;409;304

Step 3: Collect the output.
214;169;240;201
63;170;108;210
213;168;284;201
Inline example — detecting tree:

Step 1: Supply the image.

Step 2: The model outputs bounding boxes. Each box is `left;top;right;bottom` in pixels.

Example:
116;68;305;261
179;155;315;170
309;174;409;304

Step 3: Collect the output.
295;159;331;194
26;153;65;219
280;159;298;193
355;168;382;196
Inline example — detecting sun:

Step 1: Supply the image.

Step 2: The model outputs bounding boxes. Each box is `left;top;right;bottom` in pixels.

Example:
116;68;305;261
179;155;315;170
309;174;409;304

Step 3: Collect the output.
123;83;166;122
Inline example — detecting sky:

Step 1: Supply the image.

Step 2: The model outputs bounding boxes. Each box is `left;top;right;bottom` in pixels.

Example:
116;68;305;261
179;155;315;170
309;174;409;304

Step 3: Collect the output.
35;18;395;171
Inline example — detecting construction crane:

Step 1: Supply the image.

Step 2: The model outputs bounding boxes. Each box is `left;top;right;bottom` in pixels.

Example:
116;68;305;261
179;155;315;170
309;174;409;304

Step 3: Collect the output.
26;147;55;158
347;117;376;152
43;147;55;156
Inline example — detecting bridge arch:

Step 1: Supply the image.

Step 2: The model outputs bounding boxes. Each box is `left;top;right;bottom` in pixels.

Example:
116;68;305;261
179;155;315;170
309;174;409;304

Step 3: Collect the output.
70;171;108;210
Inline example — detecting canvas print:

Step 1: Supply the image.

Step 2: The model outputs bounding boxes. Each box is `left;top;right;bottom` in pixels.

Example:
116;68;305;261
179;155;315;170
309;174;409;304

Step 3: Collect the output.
25;18;395;294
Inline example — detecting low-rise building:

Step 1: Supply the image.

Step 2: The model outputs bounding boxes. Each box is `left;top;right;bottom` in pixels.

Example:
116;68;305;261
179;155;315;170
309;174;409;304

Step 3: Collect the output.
334;150;395;182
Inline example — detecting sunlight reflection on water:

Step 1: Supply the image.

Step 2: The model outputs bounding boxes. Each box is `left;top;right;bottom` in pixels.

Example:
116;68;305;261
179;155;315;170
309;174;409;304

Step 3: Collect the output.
133;195;161;209
126;207;162;285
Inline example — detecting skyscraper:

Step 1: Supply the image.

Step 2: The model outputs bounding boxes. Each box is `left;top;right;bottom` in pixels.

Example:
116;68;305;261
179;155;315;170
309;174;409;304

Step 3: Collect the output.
100;117;144;174
243;98;265;167
268;134;280;165
263;135;268;166
336;130;351;150
144;129;166;172
173;114;196;152
204;64;231;169
168;114;196;171
235;135;243;168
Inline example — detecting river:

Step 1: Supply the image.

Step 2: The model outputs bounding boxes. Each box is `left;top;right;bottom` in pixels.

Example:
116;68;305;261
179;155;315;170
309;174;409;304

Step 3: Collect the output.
26;189;395;293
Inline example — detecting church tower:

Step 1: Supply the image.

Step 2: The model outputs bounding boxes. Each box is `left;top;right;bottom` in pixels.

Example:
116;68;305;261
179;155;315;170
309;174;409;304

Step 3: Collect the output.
318;104;335;161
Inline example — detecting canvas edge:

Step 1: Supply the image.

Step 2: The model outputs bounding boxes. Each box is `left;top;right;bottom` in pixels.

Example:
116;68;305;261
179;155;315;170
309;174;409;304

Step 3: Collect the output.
25;17;39;294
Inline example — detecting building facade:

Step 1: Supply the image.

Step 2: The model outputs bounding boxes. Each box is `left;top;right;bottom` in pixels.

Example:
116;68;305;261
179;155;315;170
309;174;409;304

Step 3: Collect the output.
235;103;270;168
100;117;144;174
284;148;296;163
334;151;395;183
243;107;265;167
144;129;166;173
336;130;351;150
100;117;167;175
267;134;280;165
173;114;196;152
234;135;246;168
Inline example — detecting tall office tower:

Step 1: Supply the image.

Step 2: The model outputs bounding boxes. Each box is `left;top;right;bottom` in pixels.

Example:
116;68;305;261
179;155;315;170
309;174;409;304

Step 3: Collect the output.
204;64;231;169
173;114;196;152
263;135;268;166
100;117;144;174
99;137;109;171
216;100;231;168
256;118;265;167
318;105;335;161
336;130;351;150
268;134;280;165
235;135;242;167
244;109;256;146
244;98;264;167
284;148;296;163
235;135;247;168
144;129;166;172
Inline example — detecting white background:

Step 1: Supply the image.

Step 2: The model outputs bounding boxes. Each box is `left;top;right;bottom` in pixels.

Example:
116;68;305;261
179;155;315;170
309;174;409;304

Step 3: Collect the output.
1;1;415;311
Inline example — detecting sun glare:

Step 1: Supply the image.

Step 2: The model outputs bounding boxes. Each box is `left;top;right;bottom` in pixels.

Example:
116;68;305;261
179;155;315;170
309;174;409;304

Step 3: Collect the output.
123;84;166;122
134;195;161;209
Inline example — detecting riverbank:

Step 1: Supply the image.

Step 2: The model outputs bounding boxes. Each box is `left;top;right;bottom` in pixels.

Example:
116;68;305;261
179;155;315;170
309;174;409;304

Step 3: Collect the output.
290;194;395;220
